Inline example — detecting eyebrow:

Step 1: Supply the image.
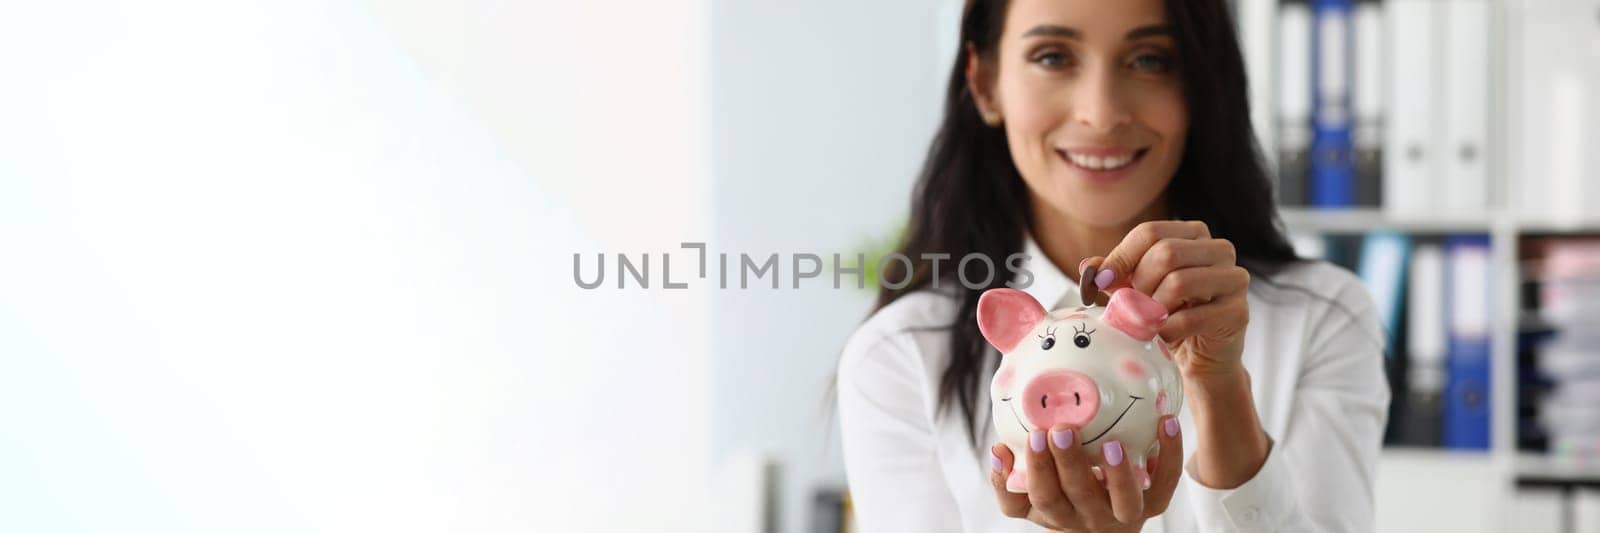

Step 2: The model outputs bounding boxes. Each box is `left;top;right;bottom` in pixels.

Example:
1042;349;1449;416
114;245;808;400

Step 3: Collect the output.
1021;23;1174;41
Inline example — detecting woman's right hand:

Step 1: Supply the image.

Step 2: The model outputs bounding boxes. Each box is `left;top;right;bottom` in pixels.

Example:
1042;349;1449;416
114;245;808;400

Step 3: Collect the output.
987;416;1184;532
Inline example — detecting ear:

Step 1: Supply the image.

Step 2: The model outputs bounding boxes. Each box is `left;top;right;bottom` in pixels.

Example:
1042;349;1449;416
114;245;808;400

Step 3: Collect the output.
977;288;1047;353
1102;289;1169;342
964;43;999;122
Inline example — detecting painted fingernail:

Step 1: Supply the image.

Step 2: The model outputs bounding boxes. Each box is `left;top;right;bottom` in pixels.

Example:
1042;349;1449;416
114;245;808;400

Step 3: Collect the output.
1051;428;1074;449
1103;441;1124;466
1094;268;1115;289
991;451;1003;472
1164;417;1180;437
1030;430;1046;452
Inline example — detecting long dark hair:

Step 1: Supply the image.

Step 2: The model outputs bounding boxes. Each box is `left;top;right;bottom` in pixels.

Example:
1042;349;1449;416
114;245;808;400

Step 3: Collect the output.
876;0;1300;449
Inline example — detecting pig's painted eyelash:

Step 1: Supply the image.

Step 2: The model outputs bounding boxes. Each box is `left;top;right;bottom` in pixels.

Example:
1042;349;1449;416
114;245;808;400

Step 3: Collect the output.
1071;323;1095;349
1038;326;1059;350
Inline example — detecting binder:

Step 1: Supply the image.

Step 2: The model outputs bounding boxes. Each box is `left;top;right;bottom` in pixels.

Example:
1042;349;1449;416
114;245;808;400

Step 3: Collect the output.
1238;0;1278;171
1382;0;1437;214
1442;235;1491;450
1358;232;1409;351
1275;1;1313;207
1309;0;1356;207
1351;0;1384;207
1403;243;1447;446
1439;0;1490;213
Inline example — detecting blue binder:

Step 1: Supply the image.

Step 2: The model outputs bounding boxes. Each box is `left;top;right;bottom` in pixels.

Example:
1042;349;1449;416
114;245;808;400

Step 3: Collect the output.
1310;0;1355;207
1357;232;1409;355
1442;235;1491;450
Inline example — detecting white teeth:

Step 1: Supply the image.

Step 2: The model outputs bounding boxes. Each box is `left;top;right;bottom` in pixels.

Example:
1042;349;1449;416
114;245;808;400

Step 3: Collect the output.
1064;150;1137;170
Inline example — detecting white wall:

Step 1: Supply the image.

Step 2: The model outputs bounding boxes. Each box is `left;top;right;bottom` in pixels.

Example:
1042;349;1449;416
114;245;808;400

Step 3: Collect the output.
0;1;710;532
0;0;975;530
706;1;961;532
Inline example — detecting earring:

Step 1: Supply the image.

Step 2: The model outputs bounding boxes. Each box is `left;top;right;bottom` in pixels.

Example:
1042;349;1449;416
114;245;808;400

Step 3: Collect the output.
983;111;1002;126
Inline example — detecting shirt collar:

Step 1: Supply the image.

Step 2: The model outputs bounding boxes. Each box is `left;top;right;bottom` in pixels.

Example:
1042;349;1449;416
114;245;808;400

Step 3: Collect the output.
1017;233;1081;311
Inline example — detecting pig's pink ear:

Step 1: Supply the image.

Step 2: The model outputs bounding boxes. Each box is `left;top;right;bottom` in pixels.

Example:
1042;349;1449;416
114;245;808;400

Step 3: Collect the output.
1103;289;1168;342
977;288;1047;353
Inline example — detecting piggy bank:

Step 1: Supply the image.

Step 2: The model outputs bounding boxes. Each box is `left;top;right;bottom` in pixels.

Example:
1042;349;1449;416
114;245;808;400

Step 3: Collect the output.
978;287;1183;492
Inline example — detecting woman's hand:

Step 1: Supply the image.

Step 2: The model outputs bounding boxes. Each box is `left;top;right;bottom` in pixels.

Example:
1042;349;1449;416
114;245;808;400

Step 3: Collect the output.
1081;220;1271;490
1084;220;1250;381
988;416;1184;532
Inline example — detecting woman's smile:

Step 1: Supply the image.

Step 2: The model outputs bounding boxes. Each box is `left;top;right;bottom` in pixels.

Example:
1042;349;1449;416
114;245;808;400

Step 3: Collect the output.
1055;146;1151;183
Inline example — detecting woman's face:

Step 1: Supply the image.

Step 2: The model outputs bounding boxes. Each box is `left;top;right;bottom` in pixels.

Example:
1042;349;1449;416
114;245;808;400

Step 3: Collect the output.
969;0;1188;229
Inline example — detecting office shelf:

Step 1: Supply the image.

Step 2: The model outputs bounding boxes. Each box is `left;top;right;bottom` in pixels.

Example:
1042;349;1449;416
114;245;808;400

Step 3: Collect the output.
1279;207;1497;234
1515;452;1600;487
1282;207;1600;236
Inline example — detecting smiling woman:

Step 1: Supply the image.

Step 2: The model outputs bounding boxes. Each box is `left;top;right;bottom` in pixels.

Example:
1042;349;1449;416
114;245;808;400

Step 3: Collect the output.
836;0;1388;532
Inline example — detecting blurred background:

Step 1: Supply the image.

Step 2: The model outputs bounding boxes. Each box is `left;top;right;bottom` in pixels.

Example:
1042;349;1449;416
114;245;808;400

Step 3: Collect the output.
1;0;1597;532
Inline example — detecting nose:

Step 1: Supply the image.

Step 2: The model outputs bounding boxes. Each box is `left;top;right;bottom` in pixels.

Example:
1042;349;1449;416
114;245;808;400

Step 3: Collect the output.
1020;370;1101;430
1070;66;1131;133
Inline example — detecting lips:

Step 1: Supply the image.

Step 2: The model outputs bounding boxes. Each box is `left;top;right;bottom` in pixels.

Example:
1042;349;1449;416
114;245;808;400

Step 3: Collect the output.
1056;147;1149;172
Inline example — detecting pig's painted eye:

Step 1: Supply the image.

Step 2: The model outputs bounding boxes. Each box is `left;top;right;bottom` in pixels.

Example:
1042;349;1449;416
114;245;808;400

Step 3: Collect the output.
1039;326;1059;350
1072;323;1095;349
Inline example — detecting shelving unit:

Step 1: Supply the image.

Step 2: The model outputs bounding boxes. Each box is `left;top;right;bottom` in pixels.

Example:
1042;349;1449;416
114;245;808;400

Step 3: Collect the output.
1275;209;1600;478
1278;207;1517;531
1278;237;1600;526
1263;4;1599;529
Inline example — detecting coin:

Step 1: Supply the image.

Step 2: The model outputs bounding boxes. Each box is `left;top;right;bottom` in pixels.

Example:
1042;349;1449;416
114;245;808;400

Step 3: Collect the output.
1080;265;1098;307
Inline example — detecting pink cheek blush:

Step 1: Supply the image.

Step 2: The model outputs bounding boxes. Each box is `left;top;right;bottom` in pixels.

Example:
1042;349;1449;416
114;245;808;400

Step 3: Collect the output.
1119;359;1147;380
993;367;1016;391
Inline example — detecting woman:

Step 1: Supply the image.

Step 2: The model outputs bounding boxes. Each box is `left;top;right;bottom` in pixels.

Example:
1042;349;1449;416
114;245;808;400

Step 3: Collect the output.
834;0;1389;531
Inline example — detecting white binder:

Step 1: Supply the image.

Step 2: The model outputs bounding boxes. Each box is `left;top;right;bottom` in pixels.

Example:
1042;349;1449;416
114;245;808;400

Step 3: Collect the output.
1440;0;1490;213
1353;1;1384;205
1239;0;1278;168
1382;0;1438;214
1276;2;1313;204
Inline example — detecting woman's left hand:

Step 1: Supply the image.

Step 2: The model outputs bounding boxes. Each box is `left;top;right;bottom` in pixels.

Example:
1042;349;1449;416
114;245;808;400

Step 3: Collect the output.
1081;220;1251;382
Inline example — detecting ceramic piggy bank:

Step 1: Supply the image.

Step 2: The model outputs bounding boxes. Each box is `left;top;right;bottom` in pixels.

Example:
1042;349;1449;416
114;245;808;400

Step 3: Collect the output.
978;287;1183;492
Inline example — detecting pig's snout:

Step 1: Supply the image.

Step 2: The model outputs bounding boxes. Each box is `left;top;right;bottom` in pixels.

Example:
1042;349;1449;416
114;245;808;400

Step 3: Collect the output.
1020;370;1101;429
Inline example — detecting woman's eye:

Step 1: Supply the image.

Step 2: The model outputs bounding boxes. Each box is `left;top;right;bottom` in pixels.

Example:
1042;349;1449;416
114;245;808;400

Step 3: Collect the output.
1130;52;1173;73
1074;334;1091;348
1041;336;1056;350
1032;51;1069;68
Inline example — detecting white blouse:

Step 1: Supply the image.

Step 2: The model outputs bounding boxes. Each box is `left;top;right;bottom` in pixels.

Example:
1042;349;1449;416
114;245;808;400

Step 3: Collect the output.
836;237;1389;532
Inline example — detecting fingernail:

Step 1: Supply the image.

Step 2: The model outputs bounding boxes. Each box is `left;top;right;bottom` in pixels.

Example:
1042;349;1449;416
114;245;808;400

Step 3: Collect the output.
1051;428;1074;449
1103;441;1124;466
1091;465;1105;481
1030;430;1046;452
1164;417;1180;437
991;451;1003;472
1094;268;1115;289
